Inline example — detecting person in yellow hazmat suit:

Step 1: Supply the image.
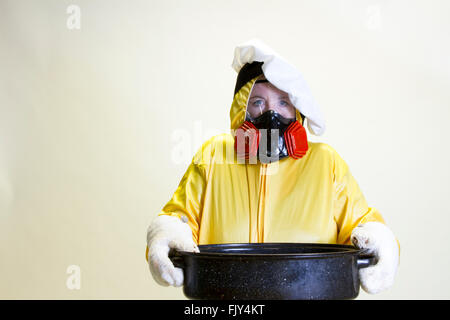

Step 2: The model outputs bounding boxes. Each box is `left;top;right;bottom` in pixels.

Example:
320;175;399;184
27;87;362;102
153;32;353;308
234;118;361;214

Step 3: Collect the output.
146;39;399;295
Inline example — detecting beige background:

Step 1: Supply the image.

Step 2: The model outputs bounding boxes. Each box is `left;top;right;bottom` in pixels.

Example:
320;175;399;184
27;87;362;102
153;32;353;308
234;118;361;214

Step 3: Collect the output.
1;0;449;299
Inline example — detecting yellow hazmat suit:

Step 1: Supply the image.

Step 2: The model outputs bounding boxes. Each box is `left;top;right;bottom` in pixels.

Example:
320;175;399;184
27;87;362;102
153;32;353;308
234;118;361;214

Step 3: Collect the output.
145;76;385;261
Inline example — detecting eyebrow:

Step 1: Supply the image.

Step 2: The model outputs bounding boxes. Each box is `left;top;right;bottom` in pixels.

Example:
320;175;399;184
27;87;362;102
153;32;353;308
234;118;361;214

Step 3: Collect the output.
249;94;290;100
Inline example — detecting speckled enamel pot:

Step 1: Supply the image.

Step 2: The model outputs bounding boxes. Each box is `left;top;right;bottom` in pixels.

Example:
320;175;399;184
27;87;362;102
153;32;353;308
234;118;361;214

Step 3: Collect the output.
170;243;376;300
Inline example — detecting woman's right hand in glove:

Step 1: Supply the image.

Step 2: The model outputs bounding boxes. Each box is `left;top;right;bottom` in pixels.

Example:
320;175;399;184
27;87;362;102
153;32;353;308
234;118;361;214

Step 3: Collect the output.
146;215;199;287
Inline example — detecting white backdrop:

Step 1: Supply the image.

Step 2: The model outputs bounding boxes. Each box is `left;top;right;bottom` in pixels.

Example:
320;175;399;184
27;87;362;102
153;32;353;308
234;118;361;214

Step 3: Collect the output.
1;0;449;299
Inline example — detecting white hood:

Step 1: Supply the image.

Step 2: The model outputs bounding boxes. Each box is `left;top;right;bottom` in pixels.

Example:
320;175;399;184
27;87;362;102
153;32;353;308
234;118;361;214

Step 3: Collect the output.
232;39;326;136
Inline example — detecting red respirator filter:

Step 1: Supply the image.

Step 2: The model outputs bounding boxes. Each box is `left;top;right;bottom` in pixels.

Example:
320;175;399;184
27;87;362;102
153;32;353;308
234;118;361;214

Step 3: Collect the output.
234;121;260;160
284;121;308;159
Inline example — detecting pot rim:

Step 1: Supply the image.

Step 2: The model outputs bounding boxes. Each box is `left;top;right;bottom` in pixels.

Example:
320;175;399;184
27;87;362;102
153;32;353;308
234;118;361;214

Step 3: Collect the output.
175;242;367;259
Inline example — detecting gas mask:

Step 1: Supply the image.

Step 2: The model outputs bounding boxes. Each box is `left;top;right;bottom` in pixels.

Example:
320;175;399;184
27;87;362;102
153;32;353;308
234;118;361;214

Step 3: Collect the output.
234;110;308;163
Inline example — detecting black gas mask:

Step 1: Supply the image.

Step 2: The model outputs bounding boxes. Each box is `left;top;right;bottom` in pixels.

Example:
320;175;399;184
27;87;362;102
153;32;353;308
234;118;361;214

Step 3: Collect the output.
234;110;308;164
245;110;295;163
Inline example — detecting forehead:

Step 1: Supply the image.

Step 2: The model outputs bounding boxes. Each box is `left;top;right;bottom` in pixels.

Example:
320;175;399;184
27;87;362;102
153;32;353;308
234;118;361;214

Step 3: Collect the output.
250;82;288;97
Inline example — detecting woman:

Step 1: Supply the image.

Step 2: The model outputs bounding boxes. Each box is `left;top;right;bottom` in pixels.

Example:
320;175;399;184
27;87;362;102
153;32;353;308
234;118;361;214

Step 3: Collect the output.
146;39;399;295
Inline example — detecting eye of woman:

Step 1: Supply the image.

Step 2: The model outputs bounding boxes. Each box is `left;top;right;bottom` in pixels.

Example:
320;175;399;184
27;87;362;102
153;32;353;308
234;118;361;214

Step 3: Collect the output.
279;99;293;107
251;99;265;106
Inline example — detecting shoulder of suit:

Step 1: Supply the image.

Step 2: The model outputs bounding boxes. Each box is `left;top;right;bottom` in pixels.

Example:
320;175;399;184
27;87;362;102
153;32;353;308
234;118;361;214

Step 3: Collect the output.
308;142;339;158
192;133;234;166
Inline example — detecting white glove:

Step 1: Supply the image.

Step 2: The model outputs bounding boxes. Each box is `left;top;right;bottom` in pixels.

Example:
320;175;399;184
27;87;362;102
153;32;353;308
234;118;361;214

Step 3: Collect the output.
351;222;399;294
146;215;199;287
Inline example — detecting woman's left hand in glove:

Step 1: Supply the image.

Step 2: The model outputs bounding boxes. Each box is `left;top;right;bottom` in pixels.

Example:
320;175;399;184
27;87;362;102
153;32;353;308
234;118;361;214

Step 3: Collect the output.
351;222;400;294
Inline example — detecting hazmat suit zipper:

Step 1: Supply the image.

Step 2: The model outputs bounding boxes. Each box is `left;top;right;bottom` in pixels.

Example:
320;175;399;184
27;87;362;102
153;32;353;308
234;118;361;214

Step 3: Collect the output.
256;163;268;242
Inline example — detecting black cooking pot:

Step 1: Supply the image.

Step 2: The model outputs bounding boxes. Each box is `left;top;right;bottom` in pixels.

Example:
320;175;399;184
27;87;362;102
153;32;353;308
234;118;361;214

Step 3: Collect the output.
170;243;377;300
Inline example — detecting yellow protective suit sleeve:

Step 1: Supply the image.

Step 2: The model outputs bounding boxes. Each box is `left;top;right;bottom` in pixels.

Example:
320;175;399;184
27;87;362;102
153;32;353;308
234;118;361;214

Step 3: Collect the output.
157;148;209;244
332;149;385;244
145;156;206;261
145;140;215;261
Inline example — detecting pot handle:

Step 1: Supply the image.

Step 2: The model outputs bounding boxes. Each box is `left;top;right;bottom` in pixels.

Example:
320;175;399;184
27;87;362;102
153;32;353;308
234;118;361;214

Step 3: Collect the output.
357;250;378;269
169;250;185;269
